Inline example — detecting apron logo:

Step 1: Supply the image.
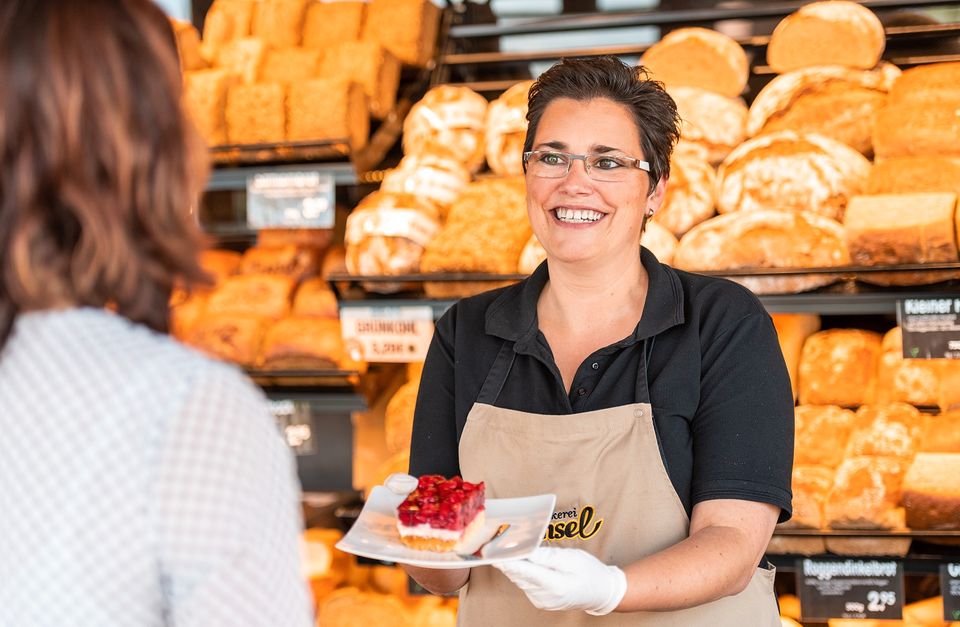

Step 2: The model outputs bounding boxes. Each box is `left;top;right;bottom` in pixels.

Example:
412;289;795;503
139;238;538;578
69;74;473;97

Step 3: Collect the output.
543;505;603;542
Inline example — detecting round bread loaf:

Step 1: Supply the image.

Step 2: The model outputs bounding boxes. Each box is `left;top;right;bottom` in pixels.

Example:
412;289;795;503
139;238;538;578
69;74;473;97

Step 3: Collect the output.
380;153;471;220
668;86;747;164
654;154;715;237
673;209;850;294
640;27;748;98
888;61;960;105
767;1;885;73
716;130;871;220
485;80;533;176
747;64;899;156
798;329;882;407
873;100;960;159
403;85;488;172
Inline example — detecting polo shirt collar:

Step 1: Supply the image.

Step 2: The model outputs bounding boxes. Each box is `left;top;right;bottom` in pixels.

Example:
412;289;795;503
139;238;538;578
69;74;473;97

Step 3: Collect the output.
484;247;686;345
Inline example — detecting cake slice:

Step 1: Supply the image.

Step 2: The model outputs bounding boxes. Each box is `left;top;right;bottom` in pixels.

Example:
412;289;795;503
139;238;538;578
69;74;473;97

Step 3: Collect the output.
396;475;486;552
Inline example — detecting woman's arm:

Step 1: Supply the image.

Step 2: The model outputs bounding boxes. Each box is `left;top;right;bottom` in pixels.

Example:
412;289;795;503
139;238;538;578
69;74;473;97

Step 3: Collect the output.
402;566;470;595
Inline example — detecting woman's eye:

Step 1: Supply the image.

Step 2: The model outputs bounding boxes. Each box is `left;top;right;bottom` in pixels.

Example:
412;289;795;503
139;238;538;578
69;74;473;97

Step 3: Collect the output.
540;152;565;166
594;157;625;170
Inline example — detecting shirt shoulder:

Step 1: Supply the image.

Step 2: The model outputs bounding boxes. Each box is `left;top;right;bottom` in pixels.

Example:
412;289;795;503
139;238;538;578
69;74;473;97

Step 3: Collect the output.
671;268;770;336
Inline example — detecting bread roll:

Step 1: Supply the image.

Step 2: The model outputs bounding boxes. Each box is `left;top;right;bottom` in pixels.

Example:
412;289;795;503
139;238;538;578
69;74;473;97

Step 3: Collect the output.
794;405;857;468
902;452;960;530
183;69;235;146
286;79;368;149
889;61;960;105
673;210;850;294
847;403;924;459
798;329;881;406
206;274;296;320
216;36;268;85
385;379;418;454
361;0;441;68
485;81;533;176
258;46;321;86
292;278;339;319
252;0;308;48
256;228;333;250
768;465;832;555
199;249;242;284
200;0;255;64
403;85;487;172
771;314;821;400
258;317;344;370
517;222;678;274
321;41;400;120
317;588;413;627
825;455;909;530
225;82;285;144
874;100;960;159
866;156;960;198
653;154;715;237
188;313;267;367
302;1;366;51
716;131;871;220
171;19;206;72
640;27;748;98
922;410;960;453
878;327;945;408
379;154;471;219
746;64;899;156
239;245;320;282
668;86;748;165
169;292;208;343
767;0;885;73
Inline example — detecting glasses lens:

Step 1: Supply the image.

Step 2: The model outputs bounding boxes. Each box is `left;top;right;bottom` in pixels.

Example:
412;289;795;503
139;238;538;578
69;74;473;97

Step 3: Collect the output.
585;155;631;182
527;151;569;178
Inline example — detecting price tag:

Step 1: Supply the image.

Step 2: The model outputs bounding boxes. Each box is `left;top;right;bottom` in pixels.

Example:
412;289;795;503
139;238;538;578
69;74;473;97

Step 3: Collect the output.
797;558;904;621
246;168;335;229
339;306;434;363
897;298;960;359
268;399;315;454
942;563;960;621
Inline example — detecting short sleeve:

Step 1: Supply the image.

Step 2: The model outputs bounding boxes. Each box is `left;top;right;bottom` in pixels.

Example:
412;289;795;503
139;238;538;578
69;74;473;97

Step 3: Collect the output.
691;312;795;523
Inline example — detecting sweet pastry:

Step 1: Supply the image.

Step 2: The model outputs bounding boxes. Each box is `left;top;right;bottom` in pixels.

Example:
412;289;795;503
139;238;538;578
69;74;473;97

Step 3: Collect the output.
396;475;486;552
653;154;715;237
771;314;821;400
667;86;747;165
485;81;534;176
797;329;881;407
361;0;441;68
225;82;285;145
402;85;487;172
766;0;885;73
639;27;748;98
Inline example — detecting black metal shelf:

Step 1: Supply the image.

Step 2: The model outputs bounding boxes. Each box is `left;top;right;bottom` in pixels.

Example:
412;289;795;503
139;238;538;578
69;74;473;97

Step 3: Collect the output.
775;528;960;538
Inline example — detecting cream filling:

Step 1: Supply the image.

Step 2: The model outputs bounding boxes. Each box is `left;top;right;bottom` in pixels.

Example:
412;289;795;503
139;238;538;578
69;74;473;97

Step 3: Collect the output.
398;510;486;545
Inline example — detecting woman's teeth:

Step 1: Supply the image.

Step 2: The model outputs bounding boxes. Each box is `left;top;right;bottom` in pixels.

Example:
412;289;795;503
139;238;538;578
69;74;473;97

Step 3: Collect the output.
554;208;603;223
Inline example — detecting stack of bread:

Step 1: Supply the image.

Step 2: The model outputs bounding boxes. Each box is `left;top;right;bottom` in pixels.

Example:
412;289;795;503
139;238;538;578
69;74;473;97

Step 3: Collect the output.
177;0;440;147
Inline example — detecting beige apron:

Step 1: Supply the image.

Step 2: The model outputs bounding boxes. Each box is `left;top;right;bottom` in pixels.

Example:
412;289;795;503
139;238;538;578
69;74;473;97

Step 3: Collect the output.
456;342;780;626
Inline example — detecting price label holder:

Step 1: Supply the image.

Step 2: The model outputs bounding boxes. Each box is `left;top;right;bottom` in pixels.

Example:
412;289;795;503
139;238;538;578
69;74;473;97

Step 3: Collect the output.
339;305;434;363
246;168;335;229
797;558;904;621
897;298;960;359
942;563;960;621
268;399;315;455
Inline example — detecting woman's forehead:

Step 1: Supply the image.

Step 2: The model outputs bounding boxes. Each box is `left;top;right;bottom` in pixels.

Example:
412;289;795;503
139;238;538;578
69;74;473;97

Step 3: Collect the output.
534;97;642;153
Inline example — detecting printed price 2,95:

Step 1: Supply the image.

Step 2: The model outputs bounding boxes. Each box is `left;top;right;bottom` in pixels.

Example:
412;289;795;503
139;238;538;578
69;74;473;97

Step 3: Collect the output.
866;591;896;612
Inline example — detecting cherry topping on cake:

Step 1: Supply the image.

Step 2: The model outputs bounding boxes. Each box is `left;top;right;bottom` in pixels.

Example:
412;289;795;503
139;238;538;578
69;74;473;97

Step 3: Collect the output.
397;475;485;530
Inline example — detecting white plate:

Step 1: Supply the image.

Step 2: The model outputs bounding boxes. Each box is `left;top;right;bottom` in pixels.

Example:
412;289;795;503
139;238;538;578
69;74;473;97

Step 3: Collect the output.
335;486;556;569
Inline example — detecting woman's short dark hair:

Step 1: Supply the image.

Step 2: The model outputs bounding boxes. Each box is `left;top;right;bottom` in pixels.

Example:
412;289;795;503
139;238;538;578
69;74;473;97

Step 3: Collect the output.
0;0;210;351
524;56;681;191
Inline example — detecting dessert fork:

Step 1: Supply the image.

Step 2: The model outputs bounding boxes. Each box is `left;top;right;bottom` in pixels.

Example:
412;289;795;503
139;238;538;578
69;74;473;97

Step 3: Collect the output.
457;523;511;560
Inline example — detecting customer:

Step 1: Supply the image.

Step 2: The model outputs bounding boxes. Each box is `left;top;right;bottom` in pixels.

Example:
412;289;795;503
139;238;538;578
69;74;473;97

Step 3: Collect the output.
406;57;793;625
0;1;313;626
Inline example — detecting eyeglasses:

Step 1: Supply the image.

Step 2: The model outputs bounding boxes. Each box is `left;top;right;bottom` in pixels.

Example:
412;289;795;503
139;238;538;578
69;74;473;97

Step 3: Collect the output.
522;150;650;182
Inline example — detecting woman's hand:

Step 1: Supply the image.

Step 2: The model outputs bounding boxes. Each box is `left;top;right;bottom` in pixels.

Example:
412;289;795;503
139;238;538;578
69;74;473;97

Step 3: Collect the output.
493;547;627;615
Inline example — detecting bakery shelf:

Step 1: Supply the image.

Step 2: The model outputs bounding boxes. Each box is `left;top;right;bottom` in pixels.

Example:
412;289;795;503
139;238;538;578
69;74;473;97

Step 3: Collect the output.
245;368;362;390
206;161;359;191
774;529;960;538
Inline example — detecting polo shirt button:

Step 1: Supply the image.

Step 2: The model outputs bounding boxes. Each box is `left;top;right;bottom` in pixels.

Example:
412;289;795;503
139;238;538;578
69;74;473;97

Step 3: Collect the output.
577;387;586;397
591;362;599;370
634;408;644;418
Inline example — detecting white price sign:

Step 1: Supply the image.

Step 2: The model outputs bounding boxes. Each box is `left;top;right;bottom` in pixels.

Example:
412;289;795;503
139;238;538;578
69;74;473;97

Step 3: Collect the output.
246;168;335;229
339;306;434;363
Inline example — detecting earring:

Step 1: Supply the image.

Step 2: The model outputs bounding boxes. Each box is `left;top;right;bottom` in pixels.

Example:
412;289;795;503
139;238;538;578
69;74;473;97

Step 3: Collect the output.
646;209;655;217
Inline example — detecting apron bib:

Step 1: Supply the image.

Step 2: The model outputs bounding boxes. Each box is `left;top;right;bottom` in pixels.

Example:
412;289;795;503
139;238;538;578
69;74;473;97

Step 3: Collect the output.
456;342;779;626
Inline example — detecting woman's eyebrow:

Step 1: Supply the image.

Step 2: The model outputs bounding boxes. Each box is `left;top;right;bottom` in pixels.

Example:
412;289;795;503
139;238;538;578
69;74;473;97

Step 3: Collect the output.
591;144;625;154
534;140;568;150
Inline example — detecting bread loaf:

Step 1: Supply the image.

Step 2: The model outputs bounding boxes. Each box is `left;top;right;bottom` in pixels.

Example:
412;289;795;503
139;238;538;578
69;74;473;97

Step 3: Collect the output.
199;249;242;283
403;85;487;172
653;154;715;237
286;79;368;149
746;65;899;156
640;28;748;98
171;19;206;72
485;81;533;176
716;131;871;220
873;101;960;159
825;455;908;530
362;0;441;68
258;317;344;370
316;588;413;627
847;403;924;459
239;245;320;282
878;327;945;408
183;69;235;146
866;156;960;198
922;410;960;453
888;61;960;105
302;1;366;50
225;82;285;144
794;405;857;468
200;0;255;64
206;274;296;320
188;313;267;367
385;379;419;454
771;314;821;400
673;210;850;294
292;278;339;319
169;292;208;343
668;86;747;165
902;452;960;530
379;154;471;219
774;466;832;554
259;47;322;86
798;329;881;406
252;0;308;47
767;0;885;73
321;41;400;120
216;36;268;85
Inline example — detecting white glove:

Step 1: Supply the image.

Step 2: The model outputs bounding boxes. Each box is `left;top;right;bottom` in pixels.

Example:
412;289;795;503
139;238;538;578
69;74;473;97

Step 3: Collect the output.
493;546;627;616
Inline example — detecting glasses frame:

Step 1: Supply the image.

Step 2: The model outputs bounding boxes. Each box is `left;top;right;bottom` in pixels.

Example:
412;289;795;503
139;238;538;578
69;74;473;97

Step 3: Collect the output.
522;150;651;181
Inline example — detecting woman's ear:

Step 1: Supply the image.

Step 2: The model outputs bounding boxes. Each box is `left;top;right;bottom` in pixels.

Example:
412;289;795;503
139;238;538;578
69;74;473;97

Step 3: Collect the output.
646;176;668;215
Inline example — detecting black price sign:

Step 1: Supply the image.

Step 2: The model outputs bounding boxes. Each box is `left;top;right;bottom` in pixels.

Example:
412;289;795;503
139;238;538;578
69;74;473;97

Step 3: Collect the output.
897;298;960;359
246;168;335;229
942;563;960;621
797;558;904;621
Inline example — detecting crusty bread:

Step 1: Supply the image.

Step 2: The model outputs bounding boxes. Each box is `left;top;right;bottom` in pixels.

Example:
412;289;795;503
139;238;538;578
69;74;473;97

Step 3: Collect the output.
653;154;715;237
302;0;366;50
258;317;344;370
385;379;419;454
888;61;960;105
200;0;256;64
403;85;488;172
321;41;400;120
746;64;899;156
225;82;285;145
251;0;308;48
767;0;885;73
798;329;881;407
847;403;925;459
902;453;960;531
716;130;871;220
206;274;296;320
286;79;368;149
379;154;471;219
292;278;339;319
867;156;960;198
673;210;850;294
216;36;268;85
361;0;441;68
485;81;533;176
824;455;909;531
640;27;748;98
922;410;960;453
183;69;235;146
878;327;944;408
768;465;833;555
668;86;748;165
771;314;821;400
187;313;268;367
258;47;322;86
239;245;320;282
794;405;857;468
873;100;960;159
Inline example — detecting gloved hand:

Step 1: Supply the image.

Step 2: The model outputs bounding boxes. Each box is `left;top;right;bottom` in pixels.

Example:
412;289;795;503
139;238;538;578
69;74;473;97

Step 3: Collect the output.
493;546;627;616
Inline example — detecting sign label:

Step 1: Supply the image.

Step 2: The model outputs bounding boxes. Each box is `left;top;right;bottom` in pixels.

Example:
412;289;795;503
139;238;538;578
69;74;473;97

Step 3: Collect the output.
268;399;315;454
798;558;904;620
339;306;434;363
897;298;960;359
247;169;335;229
942;563;960;621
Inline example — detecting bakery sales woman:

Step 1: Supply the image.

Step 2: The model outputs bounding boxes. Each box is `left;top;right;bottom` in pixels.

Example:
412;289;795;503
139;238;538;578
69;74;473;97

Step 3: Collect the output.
405;57;794;625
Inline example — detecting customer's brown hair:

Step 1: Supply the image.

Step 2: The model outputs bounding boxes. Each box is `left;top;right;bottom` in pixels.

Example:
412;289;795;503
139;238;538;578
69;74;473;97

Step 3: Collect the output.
0;0;210;351
524;56;681;192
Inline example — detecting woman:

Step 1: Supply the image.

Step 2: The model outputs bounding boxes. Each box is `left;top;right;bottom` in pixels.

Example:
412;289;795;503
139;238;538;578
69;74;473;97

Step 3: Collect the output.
406;57;793;625
0;2;312;625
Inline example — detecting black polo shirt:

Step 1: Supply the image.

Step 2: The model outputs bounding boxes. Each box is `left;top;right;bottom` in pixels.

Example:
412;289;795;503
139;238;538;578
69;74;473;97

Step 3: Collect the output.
409;248;794;522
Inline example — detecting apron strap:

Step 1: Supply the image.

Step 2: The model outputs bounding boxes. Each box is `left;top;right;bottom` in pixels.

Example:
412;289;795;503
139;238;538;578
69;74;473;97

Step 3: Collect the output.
475;340;517;406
